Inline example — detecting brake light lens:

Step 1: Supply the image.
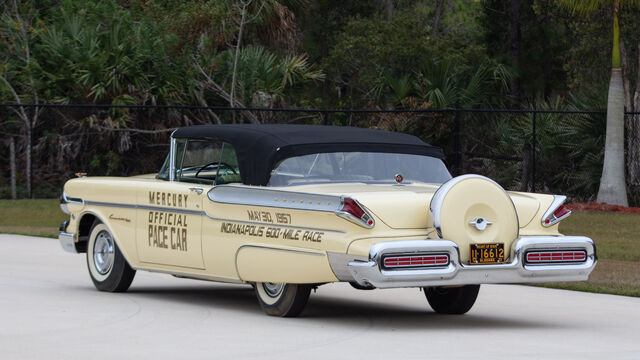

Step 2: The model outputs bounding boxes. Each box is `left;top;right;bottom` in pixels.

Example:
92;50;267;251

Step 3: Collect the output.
383;254;449;269
542;196;572;227
341;198;365;218
553;205;571;219
525;250;587;264
337;197;375;228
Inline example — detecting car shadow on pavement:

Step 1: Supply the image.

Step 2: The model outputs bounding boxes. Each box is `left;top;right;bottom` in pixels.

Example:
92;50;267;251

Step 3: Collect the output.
125;283;262;313
117;283;561;329
303;295;558;330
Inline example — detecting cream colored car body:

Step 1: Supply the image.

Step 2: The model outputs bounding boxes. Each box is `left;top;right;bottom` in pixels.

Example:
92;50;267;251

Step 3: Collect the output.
61;174;569;286
59;124;596;295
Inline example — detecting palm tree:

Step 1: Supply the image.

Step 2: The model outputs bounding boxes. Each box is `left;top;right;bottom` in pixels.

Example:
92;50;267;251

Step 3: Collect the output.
195;45;324;123
415;58;511;109
557;0;640;206
229;0;307;114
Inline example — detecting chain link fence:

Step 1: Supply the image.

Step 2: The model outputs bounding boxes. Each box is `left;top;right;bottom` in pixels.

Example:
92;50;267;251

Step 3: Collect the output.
1;103;633;202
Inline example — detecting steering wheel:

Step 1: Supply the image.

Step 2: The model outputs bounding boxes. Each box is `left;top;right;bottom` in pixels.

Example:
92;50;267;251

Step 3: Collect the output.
195;161;237;178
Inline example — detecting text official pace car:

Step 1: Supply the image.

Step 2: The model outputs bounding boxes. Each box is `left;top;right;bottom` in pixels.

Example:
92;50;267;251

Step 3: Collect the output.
59;125;596;317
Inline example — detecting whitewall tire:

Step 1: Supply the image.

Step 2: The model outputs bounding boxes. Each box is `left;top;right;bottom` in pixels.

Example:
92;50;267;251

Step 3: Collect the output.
254;282;311;317
87;222;136;292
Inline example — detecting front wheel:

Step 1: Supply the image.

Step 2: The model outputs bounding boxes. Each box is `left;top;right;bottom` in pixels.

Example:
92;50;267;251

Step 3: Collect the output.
254;282;311;317
424;285;480;314
87;222;136;292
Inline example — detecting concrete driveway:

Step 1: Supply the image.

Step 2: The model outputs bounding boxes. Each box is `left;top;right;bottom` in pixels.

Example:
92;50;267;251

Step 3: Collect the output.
1;234;639;359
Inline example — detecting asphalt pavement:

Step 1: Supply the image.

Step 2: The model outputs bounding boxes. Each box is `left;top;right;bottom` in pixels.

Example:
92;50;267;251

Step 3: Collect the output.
1;234;639;359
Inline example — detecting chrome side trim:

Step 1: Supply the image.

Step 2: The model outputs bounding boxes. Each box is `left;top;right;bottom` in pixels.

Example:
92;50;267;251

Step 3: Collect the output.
204;213;345;233
136;266;244;284
209;185;376;228
208;185;343;212
541;195;570;227
429;174;518;238
346;236;596;288
81;199;342;231
61;191;84;205
58;232;78;253
84;200;204;216
236;244;325;257
85;201;138;210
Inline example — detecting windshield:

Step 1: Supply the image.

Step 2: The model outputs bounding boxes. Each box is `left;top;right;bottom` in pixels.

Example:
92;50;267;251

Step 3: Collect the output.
268;152;451;186
156;140;242;184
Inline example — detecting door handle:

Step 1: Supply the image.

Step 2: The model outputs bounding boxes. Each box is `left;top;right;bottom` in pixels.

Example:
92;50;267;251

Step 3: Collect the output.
189;187;203;195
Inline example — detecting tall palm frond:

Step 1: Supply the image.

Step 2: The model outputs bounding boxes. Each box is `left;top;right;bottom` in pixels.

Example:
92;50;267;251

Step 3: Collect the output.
205;45;323;106
413;59;510;109
386;74;414;107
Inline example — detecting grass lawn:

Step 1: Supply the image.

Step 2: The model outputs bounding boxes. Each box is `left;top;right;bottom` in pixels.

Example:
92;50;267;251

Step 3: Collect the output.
0;199;67;238
544;211;640;297
0;199;638;297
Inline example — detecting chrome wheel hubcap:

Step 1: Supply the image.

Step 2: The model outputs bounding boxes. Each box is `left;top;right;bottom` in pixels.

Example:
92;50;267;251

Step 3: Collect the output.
93;231;114;275
262;282;284;298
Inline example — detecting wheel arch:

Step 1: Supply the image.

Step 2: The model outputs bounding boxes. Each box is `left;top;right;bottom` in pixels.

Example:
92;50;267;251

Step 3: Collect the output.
76;211;136;268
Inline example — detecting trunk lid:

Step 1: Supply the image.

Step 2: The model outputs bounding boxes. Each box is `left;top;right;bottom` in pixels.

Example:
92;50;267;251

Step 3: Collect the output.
288;183;541;230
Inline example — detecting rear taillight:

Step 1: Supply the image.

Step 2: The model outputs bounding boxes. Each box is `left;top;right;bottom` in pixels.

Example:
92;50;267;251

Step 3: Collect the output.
525;250;587;264
337;197;375;228
382;254;449;269
341;198;365;218
542;195;572;227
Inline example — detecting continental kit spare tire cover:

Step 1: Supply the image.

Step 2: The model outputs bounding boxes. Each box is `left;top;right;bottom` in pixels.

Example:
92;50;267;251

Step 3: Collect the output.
429;174;519;263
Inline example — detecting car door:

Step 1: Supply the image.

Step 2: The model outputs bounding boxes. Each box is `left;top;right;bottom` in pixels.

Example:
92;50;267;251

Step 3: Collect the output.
135;181;206;269
134;139;223;270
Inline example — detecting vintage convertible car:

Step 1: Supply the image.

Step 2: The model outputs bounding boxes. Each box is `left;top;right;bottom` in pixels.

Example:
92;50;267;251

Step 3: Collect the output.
59;124;596;317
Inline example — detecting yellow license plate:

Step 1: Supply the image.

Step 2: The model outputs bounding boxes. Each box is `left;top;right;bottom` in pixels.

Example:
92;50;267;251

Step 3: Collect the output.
470;243;505;264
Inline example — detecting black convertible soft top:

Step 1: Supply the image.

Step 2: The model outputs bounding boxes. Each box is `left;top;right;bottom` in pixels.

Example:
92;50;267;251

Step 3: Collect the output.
172;124;445;186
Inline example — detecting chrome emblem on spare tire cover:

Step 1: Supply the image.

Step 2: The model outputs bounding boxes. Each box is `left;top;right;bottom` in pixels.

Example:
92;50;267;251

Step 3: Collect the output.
469;217;492;231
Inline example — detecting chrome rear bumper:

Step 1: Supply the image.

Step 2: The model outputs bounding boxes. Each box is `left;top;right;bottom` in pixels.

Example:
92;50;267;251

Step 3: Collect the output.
344;236;596;289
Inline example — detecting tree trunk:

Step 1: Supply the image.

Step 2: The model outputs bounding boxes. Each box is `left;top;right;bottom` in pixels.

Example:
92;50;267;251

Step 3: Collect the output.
26;121;32;199
432;0;445;38
597;6;628;205
10;137;17;200
542;3;552;100
231;1;248;123
597;68;628;206
620;41;638;186
629;44;640;186
385;0;393;22
508;0;522;106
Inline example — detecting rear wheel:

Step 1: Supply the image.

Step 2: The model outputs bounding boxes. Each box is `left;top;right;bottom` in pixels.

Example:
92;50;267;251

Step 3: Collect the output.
254;282;311;317
424;285;480;314
87;222;136;292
